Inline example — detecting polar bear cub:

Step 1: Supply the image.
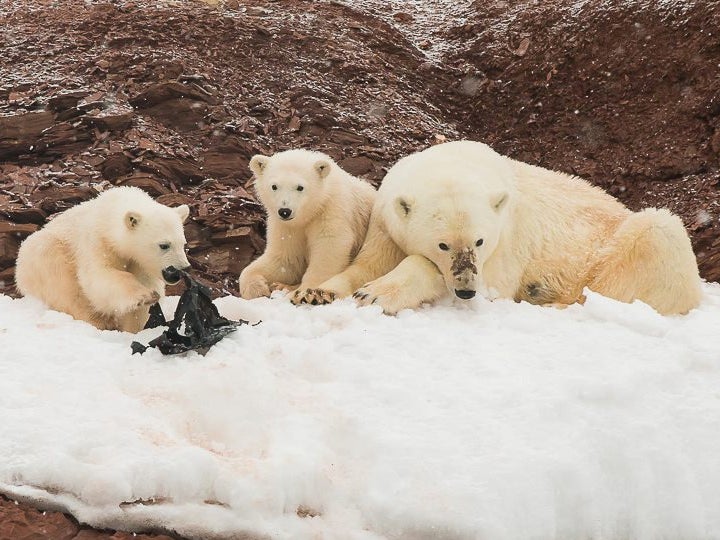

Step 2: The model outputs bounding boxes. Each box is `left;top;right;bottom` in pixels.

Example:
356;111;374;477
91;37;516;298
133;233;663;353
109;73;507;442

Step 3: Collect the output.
239;149;376;301
294;140;702;316
15;186;190;332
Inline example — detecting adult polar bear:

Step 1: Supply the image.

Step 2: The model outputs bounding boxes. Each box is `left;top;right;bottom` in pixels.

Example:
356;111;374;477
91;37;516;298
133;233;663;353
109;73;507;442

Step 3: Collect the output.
292;140;702;315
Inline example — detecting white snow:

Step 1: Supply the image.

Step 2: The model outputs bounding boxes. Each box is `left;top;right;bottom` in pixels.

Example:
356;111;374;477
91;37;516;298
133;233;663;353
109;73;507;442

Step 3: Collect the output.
1;285;720;540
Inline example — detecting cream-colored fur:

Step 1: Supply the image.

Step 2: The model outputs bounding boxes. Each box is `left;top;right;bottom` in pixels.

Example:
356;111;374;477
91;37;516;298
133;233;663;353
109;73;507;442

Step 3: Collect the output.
15;186;190;332
239;149;376;301
296;140;702;315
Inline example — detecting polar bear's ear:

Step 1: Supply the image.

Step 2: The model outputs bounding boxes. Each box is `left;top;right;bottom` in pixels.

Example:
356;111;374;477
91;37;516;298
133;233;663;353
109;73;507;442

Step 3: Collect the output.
175;204;190;223
394;196;413;219
125;211;141;230
249;155;269;177
491;191;510;212
314;160;331;179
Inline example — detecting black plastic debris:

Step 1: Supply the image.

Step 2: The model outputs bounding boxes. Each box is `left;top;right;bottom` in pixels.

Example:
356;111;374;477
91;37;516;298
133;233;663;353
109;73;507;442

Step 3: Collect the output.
144;302;167;329
131;270;247;355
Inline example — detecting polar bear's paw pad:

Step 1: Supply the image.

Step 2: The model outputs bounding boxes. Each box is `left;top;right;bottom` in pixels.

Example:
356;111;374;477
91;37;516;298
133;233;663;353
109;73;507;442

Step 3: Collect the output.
291;288;336;306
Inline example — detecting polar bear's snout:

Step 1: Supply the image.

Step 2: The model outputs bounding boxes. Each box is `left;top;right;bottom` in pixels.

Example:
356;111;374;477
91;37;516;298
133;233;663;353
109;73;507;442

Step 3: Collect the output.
162;265;190;284
450;248;479;300
278;207;293;220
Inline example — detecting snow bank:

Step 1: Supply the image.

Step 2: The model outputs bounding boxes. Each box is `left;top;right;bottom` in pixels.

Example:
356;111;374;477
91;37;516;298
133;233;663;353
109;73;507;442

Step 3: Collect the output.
1;285;720;539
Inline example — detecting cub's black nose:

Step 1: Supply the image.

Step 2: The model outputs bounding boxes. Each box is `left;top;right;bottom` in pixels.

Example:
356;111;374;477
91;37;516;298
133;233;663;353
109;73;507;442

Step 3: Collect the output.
162;266;182;284
278;208;292;220
455;289;476;300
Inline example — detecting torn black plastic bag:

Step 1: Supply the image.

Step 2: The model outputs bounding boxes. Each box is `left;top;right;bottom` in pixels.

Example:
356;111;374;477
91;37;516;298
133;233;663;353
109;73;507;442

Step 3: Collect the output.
132;271;248;355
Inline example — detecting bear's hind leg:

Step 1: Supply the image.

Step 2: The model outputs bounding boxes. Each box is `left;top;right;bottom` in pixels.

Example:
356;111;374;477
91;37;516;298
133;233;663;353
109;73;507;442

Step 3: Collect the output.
16;232;108;327
588;208;702;315
116;305;152;333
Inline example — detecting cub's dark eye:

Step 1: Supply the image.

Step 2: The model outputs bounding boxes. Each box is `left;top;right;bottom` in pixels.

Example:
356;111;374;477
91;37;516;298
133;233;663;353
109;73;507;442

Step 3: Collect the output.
476;239;484;247
159;243;170;251
297;185;304;191
438;242;449;251
271;184;278;191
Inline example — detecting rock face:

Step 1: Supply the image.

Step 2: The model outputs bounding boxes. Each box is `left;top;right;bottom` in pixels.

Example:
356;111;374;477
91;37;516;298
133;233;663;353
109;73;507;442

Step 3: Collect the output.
0;0;719;537
0;0;464;298
0;495;176;540
1;0;718;298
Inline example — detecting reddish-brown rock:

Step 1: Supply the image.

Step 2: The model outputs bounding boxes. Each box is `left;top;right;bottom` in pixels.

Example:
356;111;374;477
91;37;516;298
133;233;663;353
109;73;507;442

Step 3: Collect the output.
0;497;79;540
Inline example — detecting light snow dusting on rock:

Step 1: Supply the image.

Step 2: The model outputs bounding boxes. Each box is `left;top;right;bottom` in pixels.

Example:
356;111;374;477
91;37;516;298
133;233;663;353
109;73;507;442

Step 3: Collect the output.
1;285;720;539
331;0;474;62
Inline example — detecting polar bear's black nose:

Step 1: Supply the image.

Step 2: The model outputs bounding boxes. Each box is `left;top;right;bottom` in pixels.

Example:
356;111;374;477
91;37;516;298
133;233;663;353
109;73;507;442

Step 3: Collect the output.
162;266;182;284
455;289;476;300
278;208;292;220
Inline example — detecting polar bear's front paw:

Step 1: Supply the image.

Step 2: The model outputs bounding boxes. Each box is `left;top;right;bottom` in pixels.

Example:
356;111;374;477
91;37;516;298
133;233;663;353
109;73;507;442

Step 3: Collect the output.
138;288;161;306
125;288;160;312
239;276;271;299
353;279;412;315
270;282;299;294
290;288;336;306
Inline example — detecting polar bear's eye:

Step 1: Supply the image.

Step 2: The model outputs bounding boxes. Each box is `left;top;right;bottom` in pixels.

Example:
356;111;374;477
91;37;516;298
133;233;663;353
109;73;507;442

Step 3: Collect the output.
297;185;304;191
159;243;171;251
438;243;449;251
271;184;278;191
475;239;484;247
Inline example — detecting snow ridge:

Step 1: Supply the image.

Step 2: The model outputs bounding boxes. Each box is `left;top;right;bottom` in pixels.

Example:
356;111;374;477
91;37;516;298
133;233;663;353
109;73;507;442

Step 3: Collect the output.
1;285;720;539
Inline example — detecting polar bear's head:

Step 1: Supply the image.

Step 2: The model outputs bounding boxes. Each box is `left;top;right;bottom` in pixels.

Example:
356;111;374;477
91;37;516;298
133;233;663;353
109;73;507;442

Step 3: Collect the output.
385;141;516;300
394;191;511;299
125;205;191;284
108;188;191;285
249;149;335;227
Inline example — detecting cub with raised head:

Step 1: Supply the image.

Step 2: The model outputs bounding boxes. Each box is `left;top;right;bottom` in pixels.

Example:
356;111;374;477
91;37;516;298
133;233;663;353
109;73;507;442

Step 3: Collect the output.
239;149;376;301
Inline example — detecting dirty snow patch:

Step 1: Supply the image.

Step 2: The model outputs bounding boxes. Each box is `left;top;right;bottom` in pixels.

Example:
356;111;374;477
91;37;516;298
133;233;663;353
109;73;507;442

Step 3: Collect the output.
1;285;720;539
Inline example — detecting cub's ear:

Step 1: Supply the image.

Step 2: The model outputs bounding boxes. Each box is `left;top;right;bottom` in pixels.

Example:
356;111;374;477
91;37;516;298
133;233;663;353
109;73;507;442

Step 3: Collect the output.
394;196;413;219
490;191;510;212
175;204;190;223
314;159;331;179
125;211;141;230
249;155;269;177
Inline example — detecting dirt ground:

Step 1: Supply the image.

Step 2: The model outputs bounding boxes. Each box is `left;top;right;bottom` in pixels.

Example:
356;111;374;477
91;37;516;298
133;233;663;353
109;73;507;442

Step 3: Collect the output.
1;0;718;538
